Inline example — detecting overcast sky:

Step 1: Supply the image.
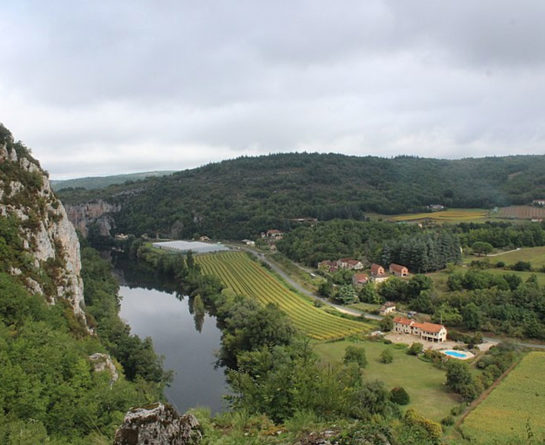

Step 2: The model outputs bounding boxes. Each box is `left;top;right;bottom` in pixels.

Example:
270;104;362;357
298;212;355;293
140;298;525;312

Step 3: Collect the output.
1;1;544;179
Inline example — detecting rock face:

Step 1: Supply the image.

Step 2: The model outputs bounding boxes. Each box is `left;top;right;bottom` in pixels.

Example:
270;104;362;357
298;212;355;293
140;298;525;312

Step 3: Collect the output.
114;403;201;445
0;138;87;324
89;352;119;385
65;200;120;237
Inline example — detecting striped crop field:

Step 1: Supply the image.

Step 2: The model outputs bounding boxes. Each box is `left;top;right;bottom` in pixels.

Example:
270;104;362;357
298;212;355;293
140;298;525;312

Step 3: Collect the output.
462;352;545;442
390;209;488;223
196;251;371;340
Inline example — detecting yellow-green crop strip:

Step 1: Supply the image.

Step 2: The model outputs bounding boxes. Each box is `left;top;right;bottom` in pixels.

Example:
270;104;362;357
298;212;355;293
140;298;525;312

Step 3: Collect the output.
197;251;371;340
462;352;545;442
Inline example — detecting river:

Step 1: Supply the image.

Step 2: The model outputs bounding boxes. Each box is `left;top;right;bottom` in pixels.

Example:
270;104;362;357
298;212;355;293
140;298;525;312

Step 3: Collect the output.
114;257;229;414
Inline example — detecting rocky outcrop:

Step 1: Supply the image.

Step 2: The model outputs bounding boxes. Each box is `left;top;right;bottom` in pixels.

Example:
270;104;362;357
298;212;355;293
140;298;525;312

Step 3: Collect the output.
0;138;87;324
89;352;119;385
65;200;120;237
113;403;201;445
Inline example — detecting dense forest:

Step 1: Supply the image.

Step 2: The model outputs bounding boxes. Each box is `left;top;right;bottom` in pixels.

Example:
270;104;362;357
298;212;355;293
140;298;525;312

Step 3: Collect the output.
278;219;545;268
58;152;545;239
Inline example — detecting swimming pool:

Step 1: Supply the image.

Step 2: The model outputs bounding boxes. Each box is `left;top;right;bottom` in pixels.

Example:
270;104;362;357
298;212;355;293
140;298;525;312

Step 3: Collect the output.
442;350;474;360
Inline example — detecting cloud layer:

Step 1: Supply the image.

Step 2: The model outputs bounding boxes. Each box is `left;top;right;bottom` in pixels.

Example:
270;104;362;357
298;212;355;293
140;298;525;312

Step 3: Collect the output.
1;1;544;178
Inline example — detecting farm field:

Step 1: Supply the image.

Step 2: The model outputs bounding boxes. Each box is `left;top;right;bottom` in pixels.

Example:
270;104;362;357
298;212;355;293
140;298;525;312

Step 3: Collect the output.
314;340;460;421
486;246;545;268
462;352;545;443
196;251;372;340
389;208;488;223
493;205;545;220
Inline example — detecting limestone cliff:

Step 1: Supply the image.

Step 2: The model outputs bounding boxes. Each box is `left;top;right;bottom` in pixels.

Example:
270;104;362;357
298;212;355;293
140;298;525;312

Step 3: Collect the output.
65;199;120;237
0;127;87;324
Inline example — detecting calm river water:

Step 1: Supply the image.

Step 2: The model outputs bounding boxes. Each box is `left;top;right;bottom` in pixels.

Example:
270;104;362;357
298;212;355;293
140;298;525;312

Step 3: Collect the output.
115;259;229;414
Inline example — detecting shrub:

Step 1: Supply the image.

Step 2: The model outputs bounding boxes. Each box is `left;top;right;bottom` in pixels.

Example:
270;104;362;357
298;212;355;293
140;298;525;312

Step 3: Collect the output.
407;342;424;355
441;415;455;426
495;261;505;268
512;261;531;271
379;316;394;332
379;349;393;364
344;346;367;368
404;408;443;442
390;387;410;405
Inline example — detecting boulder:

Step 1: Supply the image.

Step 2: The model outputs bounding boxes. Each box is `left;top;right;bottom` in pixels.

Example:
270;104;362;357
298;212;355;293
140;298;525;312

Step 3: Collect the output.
114;403;201;445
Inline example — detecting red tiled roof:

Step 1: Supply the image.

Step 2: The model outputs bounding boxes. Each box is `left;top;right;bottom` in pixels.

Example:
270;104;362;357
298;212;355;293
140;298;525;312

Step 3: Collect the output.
413;321;444;333
353;273;369;283
394;318;444;333
394;317;412;326
371;264;384;275
390;263;408;273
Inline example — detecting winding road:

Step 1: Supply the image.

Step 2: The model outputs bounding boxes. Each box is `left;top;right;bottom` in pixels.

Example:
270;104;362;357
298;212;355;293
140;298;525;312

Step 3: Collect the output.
230;245;381;320
227;244;545;349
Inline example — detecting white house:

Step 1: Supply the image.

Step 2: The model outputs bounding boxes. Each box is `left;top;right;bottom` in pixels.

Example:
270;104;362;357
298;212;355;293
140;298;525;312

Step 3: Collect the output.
393;317;447;342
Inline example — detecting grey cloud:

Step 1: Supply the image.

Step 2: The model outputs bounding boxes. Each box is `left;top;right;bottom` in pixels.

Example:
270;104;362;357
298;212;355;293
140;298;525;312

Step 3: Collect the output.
1;1;545;178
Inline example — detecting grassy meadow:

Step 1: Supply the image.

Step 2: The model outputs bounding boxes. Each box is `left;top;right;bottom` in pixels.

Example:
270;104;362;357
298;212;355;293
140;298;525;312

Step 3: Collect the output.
313;339;460;421
462;352;545;443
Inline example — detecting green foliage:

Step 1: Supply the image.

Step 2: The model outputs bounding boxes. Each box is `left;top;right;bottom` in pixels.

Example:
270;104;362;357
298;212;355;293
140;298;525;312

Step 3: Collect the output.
379;316;394;332
472;241;494;255
402;408;443;443
379;349;393;364
343;345;367;368
59;152;545;240
390;386;410;405
407;342;424;355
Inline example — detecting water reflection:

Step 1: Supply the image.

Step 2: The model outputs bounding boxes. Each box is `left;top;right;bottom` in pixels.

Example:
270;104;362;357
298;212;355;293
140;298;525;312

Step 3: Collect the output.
114;257;229;414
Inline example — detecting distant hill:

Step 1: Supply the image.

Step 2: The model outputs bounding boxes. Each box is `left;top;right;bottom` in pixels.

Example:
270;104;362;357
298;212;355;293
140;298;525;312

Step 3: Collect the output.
57;152;545;240
51;170;176;191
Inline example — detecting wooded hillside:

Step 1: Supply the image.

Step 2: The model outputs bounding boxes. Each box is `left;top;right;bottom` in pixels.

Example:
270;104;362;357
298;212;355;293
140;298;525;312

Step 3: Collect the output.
58;153;545;239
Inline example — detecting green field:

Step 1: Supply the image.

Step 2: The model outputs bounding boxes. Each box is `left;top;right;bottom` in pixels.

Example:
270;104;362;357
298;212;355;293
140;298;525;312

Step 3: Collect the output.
462;352;545;443
313;340;460;421
196;251;372;340
487;246;545;268
389;208;488;223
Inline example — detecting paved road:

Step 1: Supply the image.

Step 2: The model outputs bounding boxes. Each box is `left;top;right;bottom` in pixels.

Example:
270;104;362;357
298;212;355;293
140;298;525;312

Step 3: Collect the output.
229;245;381;320
226;244;545;348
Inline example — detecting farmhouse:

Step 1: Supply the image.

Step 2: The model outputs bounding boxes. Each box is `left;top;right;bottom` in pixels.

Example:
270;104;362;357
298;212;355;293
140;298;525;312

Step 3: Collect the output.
338;258;364;270
370;263;386;276
318;260;338;273
427;204;445;211
264;229;283;240
393;317;447;342
241;239;255;246
199;235;210;241
533;199;545;207
352;273;369;286
380;302;396;315
389;263;409;277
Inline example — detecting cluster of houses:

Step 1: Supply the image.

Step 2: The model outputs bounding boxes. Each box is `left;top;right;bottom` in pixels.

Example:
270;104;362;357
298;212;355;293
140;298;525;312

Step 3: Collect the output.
393;317;447;343
318;260;410;287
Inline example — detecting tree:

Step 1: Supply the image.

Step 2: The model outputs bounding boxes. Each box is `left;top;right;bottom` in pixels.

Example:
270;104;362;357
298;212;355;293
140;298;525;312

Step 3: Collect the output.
407;342;424;355
335;285;357;304
472;241;493;256
390;386;410;405
445;360;476;400
344;346;367;368
462;303;481;330
379;349;393;364
379;316;394;332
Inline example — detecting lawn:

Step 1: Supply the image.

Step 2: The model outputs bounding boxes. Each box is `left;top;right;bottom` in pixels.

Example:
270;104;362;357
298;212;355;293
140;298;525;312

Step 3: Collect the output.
462;352;545;443
313;339;460;421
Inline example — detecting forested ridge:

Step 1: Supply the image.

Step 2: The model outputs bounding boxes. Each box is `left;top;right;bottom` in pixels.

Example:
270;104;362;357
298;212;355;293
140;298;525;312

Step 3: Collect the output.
58;152;545;239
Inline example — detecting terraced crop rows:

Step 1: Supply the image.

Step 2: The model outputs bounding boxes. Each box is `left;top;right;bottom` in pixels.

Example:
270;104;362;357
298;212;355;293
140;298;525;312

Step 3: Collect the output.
197;251;370;340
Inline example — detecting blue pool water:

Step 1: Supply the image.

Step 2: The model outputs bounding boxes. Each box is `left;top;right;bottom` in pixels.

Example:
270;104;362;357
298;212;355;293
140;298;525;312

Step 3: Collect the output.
443;350;467;358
